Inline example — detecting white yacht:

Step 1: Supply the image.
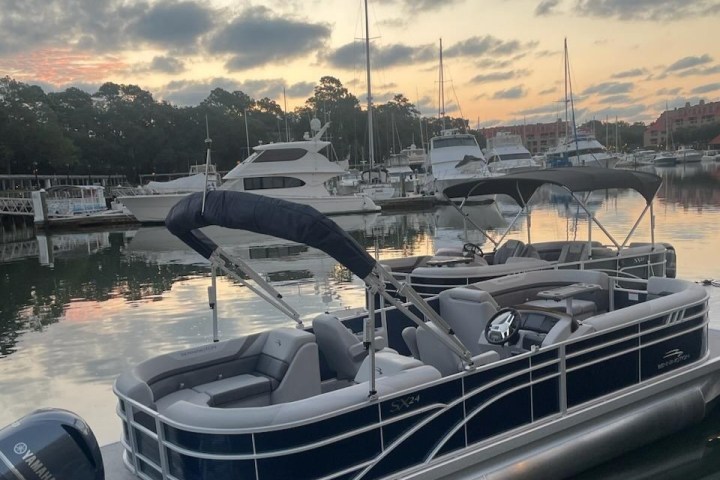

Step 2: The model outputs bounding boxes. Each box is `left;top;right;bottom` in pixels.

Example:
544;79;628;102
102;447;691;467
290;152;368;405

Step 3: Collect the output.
545;129;621;168
386;144;426;195
424;129;492;198
702;149;720;161
675;146;702;163
484;132;540;174
118;121;379;222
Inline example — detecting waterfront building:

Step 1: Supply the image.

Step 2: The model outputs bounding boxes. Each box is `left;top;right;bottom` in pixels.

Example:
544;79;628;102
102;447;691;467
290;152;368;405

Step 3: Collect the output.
644;99;720;148
480;119;568;154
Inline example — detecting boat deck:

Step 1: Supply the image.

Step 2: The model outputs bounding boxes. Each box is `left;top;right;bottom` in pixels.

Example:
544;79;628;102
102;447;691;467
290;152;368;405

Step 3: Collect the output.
101;327;720;480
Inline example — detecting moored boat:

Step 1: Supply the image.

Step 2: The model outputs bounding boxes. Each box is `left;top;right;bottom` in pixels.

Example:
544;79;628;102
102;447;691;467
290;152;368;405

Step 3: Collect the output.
113;189;720;480
381;167;676;297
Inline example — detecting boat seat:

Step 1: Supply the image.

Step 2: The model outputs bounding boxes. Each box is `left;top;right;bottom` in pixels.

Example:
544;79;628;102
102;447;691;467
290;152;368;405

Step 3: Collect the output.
557;242;590;263
415;323;499;376
520;244;541;259
438;288;499;355
194;374;271;407
313;314;390;381
493;239;526;265
402;327;420;359
354;351;424;383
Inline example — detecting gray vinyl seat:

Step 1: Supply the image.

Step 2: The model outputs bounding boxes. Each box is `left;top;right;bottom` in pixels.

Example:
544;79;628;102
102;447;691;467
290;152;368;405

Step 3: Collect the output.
313;314;368;381
493;239;526;265
438;288;499;355
413;323;499;376
557;242;590;263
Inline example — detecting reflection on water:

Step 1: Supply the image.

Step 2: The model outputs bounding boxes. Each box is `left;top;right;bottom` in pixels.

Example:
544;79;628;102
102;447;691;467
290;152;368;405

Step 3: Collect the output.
1;164;720;466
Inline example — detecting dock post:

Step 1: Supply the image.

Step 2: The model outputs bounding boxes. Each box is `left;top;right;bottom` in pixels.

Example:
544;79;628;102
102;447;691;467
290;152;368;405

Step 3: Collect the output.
31;189;48;226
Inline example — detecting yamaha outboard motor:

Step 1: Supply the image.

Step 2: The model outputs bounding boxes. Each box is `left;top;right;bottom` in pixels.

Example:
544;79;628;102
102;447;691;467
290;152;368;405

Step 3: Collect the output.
0;409;104;480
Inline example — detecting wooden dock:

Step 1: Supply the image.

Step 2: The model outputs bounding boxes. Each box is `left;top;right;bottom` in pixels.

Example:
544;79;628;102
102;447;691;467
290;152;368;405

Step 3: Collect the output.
376;195;437;211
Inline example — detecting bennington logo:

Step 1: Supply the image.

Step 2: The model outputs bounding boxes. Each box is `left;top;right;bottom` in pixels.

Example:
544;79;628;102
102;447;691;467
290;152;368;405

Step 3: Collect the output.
13;442;56;480
657;348;690;370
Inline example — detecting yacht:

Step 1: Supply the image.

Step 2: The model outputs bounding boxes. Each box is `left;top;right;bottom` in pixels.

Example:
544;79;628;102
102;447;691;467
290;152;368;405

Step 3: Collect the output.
118;120;379;222
702;149;720;161
652;150;678;167
675;146;703;163
386;144;426;195
484;132;541;174
545;129;621;168
424;129;493;197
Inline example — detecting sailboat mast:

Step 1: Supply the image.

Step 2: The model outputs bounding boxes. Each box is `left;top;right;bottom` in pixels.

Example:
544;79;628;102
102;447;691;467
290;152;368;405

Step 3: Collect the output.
364;0;375;170
439;38;446;131
564;39;569;138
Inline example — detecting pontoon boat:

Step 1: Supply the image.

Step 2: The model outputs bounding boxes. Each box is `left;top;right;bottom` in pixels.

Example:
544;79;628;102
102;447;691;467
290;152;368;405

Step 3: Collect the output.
114;190;720;480
381;167;676;297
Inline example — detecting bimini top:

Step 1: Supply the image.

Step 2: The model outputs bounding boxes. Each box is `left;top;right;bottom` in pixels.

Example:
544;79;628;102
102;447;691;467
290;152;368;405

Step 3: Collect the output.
442;167;662;206
165;191;376;279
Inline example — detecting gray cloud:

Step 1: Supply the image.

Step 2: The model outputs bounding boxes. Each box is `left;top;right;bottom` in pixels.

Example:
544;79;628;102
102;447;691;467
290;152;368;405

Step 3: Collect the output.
691;83;720;94
324;41;435;70
656;87;682;96
444;36;536;59
286;81;315;98
611;68;648;79
581;81;633;96
148;56;185;74
127;2;213;49
492;86;526;100
160;77;304;106
666;54;713;71
0;0;145;54
535;0;560;16
208;6;330;70
576;0;720;21
597;94;634;105
539;87;556;95
677;64;720;77
380;0;464;11
470;70;530;84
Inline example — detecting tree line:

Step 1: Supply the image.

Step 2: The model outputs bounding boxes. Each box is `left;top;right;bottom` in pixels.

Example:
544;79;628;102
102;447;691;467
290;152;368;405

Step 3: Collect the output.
1;75;717;184
0;75;465;183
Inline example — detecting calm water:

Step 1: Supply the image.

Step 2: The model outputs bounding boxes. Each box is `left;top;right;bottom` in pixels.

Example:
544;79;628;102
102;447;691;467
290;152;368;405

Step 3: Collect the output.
2;163;720;478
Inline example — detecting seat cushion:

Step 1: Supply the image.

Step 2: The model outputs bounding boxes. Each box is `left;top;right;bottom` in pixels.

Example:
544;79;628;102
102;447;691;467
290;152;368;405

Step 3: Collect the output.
194;374;271;406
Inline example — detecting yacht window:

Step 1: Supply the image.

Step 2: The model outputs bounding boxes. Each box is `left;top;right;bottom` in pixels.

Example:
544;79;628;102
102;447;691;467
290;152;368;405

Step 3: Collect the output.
254;148;307;163
432;137;478;149
243;176;305;190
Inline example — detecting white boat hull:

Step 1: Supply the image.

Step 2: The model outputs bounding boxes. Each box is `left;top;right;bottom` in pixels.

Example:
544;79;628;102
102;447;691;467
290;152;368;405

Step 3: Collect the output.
118;192;380;222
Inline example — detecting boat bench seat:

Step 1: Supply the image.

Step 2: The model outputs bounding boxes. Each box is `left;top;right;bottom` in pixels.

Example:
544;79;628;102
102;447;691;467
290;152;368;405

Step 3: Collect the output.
195;374;272;407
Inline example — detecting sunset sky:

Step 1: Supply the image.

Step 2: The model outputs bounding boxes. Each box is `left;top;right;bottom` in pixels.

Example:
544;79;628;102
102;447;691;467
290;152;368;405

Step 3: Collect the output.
1;0;719;127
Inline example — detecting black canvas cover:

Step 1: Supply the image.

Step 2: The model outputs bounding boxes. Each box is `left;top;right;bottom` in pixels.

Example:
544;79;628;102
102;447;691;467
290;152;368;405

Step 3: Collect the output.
443;167;662;206
165;191;377;279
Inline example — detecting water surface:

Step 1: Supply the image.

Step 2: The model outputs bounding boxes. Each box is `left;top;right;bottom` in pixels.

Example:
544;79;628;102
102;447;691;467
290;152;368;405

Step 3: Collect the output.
2;163;720;476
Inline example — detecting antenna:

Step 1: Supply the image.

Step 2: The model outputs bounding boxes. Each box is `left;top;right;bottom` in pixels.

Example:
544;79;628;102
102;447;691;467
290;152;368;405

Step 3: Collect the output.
201;115;212;215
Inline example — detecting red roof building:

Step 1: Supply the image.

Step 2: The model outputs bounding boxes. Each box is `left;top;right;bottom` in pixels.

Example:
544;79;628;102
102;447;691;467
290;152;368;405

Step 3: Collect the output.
644;99;720;147
709;133;720;148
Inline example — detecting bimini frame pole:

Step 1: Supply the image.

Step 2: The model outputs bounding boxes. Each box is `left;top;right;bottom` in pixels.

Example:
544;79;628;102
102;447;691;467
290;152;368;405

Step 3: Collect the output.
363;265;473;366
209;247;303;327
444;194;501;250
209;264;219;342
201;116;213;216
565;187;623;250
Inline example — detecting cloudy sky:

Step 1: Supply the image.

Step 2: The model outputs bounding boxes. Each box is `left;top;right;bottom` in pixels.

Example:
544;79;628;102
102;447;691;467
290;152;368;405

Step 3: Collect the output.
1;0;719;127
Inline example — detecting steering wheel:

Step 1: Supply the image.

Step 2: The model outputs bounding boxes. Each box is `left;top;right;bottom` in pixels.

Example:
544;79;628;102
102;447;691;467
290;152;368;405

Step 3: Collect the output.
484;308;521;345
462;242;484;257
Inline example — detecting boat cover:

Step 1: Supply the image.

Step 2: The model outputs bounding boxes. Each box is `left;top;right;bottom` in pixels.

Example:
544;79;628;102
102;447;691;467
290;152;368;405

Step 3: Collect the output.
443;167;662;206
165;191;377;279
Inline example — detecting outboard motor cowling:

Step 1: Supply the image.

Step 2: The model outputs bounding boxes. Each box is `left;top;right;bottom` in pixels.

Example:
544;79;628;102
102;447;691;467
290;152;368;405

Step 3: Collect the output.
0;409;104;480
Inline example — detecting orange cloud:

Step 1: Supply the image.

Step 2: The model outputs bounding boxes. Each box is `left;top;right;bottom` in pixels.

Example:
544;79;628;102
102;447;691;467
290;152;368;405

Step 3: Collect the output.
0;48;127;87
